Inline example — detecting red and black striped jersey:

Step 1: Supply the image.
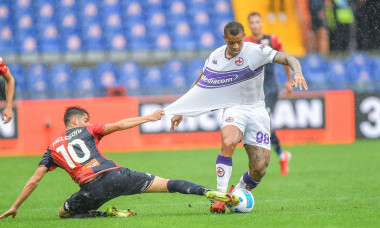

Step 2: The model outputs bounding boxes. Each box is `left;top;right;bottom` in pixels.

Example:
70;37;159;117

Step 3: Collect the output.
38;124;120;186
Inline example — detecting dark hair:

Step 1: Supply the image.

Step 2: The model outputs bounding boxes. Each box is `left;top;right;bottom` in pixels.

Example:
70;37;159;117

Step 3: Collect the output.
64;106;89;126
224;21;244;37
248;12;262;19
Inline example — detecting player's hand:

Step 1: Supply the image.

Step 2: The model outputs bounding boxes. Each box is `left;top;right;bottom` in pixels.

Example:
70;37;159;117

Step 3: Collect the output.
0;207;18;219
284;81;293;95
292;72;308;90
148;109;165;121
2;107;13;124
170;115;183;131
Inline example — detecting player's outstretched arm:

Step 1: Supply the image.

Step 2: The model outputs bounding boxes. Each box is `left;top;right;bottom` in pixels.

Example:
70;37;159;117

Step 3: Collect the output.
0;166;47;219
0;57;15;124
103;109;164;135
273;52;308;91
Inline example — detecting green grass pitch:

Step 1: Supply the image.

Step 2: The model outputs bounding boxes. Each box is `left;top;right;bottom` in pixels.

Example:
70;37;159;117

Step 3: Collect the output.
0;139;379;227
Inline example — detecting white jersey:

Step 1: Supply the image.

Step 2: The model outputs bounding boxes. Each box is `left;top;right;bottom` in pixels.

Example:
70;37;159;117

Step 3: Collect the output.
165;42;278;116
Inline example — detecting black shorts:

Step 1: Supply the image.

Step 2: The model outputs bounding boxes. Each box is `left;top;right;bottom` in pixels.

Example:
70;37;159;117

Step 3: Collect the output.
63;167;155;214
265;92;279;114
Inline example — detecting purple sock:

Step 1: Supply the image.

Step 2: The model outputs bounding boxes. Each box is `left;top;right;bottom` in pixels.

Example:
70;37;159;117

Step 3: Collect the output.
243;171;259;189
216;154;232;166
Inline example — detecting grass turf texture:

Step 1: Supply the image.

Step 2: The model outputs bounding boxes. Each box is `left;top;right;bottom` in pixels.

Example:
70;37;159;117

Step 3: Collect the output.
0;139;379;228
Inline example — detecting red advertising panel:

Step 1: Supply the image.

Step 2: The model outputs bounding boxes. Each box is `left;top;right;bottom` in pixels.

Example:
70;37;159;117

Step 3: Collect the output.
0;91;356;156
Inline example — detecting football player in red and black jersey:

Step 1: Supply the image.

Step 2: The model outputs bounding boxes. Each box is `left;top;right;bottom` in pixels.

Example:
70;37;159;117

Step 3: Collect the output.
0;107;239;219
0;57;15;124
245;12;292;176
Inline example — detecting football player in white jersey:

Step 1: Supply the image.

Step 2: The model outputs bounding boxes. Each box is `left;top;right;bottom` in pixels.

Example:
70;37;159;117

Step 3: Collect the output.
170;21;307;213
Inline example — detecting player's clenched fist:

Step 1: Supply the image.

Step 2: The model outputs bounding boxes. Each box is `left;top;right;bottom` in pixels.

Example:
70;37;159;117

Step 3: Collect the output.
148;109;165;121
170;115;183;131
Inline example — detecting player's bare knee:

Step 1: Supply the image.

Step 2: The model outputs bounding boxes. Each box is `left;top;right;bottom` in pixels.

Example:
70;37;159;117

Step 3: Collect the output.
221;138;239;154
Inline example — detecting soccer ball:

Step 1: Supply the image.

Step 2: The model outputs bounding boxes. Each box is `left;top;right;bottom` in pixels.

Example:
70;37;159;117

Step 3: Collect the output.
228;189;254;213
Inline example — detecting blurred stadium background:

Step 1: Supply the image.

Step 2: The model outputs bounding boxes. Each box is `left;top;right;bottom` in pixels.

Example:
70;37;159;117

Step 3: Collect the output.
0;0;379;154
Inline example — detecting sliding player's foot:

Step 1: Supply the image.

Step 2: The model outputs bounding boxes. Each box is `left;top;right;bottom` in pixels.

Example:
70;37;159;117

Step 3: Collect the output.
229;185;235;193
210;200;226;213
206;191;240;206
106;206;137;217
280;151;291;176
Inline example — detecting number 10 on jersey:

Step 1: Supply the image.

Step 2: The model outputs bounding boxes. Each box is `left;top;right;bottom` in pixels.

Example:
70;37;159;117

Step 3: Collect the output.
56;139;91;169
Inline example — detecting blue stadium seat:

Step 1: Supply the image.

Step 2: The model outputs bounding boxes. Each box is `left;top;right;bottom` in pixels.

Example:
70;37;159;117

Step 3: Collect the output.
191;11;213;31
58;13;80;34
187;59;204;84
73;68;96;97
210;0;234;18
0;25;16;53
147;12;168;33
82;23;105;51
27;64;49;99
56;0;78;16
103;12;123;34
8;64;26;99
61;32;83;52
188;0;209;14
145;0;165;14
171;21;196;50
274;63;288;88
167;0;188;21
38;24;61;52
164;59;188;93
196;31;217;49
346;53;373;91
213;19;230;45
49;63;73;98
14;14;35;37
369;57;380;91
143;66;165;94
18;36;39;53
128;23;150;50
327;60;348;90
121;1;145;23
35;1;56;24
0;2;11;24
78;0;101;26
105;33;128;51
302;54;328;90
101;0;122;12
13;0;33;18
95;62;119;89
150;32;172;50
119;61;142;95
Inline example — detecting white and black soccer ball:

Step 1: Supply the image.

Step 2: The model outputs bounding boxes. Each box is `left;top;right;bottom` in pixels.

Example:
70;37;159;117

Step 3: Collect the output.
228;189;254;213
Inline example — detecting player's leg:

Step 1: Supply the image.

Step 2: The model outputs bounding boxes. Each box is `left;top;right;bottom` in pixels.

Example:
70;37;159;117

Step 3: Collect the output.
59;169;136;219
234;104;271;190
211;108;245;213
235;145;271;190
217;125;242;193
144;176;239;206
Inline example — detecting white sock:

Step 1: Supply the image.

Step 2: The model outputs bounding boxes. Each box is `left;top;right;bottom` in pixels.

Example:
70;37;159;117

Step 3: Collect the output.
216;155;233;193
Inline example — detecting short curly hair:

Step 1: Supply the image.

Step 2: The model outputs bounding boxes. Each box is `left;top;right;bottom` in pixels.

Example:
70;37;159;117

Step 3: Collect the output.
64;106;89;126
